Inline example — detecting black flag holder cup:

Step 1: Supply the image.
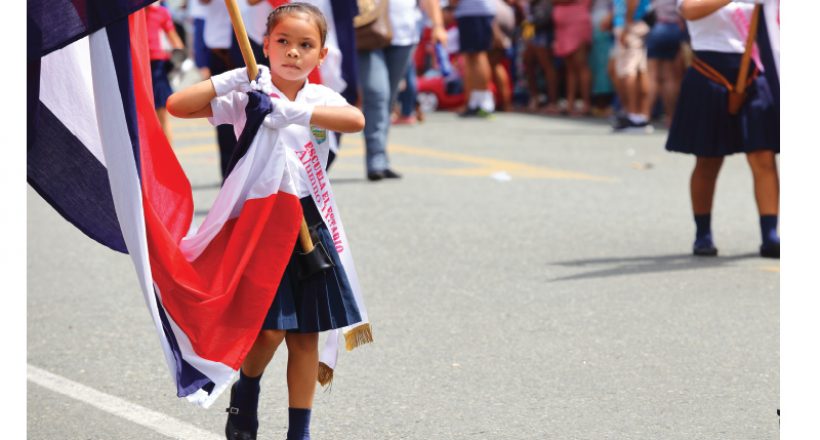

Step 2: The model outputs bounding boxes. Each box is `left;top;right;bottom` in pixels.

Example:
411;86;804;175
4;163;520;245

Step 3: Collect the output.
224;0;334;279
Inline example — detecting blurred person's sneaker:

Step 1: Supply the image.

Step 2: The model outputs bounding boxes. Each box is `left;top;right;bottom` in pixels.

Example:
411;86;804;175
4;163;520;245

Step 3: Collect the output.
610;114;631;131
612;116;654;133
382;168;402;179
367;169;402;181
460;107;493;118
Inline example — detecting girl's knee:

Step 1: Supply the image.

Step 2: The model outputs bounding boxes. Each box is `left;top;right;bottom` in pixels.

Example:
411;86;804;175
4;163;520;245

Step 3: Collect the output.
746;150;776;170
257;329;286;348
285;332;319;354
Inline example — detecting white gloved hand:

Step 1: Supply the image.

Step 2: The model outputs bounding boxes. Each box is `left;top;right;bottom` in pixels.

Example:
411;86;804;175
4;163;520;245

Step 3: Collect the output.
249;65;273;95
210;67;253;96
262;98;315;129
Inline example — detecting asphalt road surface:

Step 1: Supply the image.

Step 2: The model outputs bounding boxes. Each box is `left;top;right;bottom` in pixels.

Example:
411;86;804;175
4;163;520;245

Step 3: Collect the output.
28;110;779;439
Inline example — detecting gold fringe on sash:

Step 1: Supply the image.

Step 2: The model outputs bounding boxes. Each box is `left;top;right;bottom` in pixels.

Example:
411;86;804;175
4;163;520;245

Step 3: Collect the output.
317;362;334;387
344;323;374;351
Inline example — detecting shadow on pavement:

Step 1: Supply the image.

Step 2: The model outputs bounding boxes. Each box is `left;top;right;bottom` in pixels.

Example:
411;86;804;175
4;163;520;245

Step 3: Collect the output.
330;177;367;184
548;252;760;282
191;182;222;191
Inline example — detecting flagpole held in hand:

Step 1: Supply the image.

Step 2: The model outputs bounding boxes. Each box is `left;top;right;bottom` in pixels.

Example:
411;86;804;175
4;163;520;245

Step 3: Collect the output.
223;0;333;277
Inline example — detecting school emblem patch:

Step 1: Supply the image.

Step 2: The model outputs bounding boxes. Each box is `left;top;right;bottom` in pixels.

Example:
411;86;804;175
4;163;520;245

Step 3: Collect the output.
311;125;327;144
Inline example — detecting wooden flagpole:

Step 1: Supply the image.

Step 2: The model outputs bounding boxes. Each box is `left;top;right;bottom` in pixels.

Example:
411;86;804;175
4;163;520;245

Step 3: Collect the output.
223;0;315;254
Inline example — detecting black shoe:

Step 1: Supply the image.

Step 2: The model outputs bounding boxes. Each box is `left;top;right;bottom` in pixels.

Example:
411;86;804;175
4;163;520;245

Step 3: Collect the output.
459;107;480;118
225;418;257;440
225;383;257;440
612;115;654;133
760;242;780;259
693;241;718;257
367;171;384;181
382;168;402;179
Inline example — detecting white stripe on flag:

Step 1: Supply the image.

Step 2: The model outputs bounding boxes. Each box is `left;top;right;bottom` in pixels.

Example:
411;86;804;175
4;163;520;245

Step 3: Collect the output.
87;29;177;382
40;36;107;167
27;364;222;440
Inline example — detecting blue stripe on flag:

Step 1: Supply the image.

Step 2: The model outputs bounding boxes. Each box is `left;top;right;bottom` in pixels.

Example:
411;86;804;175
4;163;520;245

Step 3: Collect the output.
155;292;215;398
27;0;155;60
28;104;128;253
224;91;273;176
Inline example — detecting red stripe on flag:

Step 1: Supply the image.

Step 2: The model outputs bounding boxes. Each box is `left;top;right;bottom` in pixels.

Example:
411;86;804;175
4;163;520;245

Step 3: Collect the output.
129;10;193;242
145;193;301;367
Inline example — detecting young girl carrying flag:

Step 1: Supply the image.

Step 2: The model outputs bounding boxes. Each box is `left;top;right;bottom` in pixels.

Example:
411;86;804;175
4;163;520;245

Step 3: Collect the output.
167;3;368;439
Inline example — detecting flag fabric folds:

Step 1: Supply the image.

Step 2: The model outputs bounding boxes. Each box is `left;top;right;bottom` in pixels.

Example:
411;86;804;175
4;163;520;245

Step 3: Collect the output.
27;0;371;408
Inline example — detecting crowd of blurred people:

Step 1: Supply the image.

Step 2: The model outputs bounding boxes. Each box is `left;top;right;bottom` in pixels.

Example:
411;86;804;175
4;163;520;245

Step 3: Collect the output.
153;0;690;149
149;0;778;259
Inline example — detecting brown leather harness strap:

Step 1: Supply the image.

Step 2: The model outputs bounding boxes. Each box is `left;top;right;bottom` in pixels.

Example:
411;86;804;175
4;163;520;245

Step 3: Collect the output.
691;56;759;92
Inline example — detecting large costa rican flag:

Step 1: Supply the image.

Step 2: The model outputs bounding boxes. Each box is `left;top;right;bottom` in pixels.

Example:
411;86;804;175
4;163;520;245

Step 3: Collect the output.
28;1;304;407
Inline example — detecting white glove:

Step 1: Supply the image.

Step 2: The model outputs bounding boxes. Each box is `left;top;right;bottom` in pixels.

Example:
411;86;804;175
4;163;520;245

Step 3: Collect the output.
262;98;315;129
733;0;764;4
249;65;273;95
211;66;272;96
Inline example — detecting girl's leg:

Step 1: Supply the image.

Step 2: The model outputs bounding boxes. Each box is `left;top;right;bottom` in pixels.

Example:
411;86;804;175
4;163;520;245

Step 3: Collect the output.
746;150;779;215
690;156;724;254
284;332;320;440
285;332;320;409
691;156;724;214
243;330;286;376
227;330;286;438
746;150;780;256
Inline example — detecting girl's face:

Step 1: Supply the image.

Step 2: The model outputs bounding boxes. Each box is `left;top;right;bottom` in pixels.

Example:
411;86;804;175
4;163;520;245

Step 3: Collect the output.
263;14;327;83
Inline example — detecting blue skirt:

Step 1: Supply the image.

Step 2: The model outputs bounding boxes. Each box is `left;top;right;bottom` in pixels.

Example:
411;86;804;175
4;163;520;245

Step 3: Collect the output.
262;197;362;333
666;51;779;157
151;60;173;110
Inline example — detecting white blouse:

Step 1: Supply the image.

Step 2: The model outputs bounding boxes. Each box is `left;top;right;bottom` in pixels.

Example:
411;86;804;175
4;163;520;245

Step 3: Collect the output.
678;1;754;53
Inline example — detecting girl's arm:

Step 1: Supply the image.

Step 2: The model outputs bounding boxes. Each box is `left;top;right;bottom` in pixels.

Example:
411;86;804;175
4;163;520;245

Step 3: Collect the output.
309;105;365;133
167;67;252;118
679;0;732;21
166;79;217;118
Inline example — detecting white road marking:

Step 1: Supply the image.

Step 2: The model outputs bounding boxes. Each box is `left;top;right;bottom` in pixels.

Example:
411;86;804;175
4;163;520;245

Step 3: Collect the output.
27;364;222;440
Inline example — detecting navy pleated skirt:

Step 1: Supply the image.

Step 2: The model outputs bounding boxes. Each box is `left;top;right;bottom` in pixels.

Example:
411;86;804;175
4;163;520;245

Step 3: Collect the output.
666;51;779;157
151;60;173;110
262;197;362;333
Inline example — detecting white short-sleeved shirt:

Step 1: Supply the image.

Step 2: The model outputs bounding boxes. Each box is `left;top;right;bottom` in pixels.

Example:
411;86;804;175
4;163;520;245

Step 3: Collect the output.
242;0;274;46
204;1;234;49
208;81;349;196
188;0;208;20
678;0;753;53
389;0;422;46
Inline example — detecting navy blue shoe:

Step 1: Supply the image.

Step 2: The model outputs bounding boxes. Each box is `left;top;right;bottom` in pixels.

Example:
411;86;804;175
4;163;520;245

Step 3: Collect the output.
225;383;257;440
760;242;780;259
693;238;718;257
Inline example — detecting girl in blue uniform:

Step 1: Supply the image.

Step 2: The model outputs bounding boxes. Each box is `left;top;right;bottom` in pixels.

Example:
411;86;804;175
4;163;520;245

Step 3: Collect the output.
666;0;779;258
168;4;366;439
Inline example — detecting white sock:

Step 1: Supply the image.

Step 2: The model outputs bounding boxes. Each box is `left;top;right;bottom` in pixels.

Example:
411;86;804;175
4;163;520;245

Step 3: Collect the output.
479;90;495;113
468;91;482;109
628;113;647;124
